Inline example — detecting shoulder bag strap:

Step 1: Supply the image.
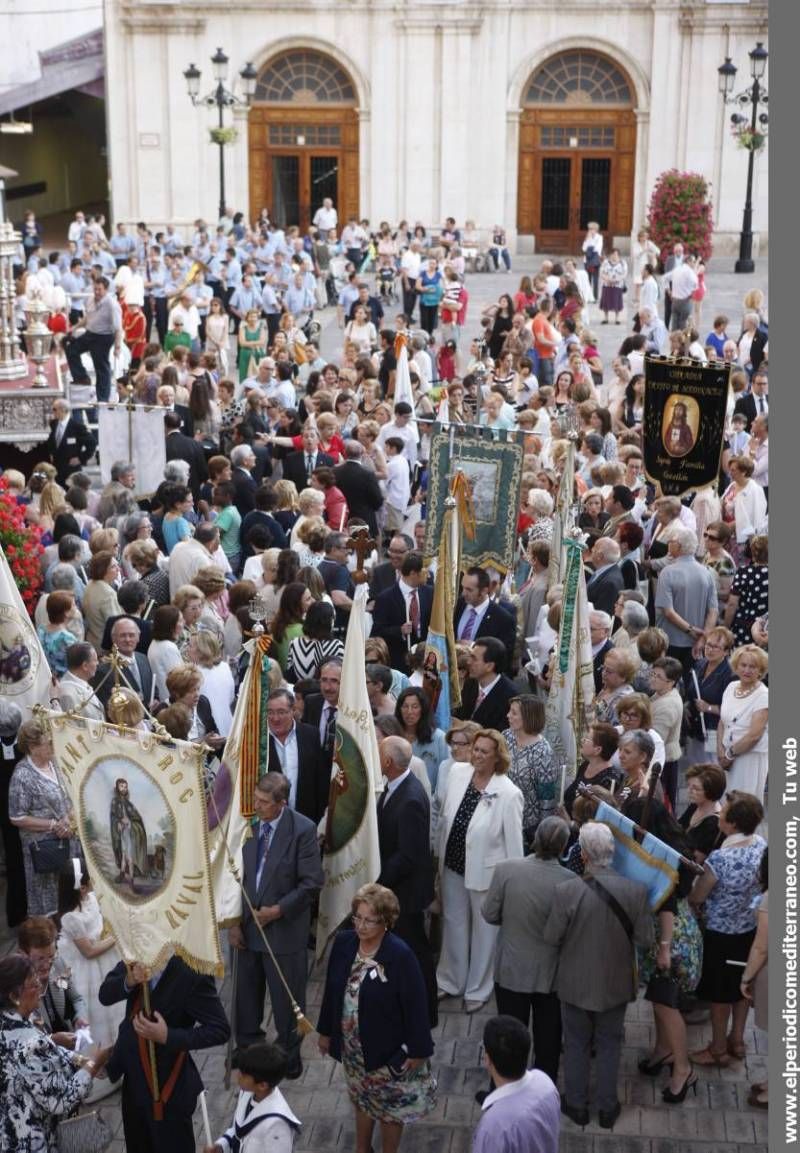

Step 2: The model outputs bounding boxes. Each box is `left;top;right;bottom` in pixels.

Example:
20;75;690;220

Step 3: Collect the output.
583;876;638;997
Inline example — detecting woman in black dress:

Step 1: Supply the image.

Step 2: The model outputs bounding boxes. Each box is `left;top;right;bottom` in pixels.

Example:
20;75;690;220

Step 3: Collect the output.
483;294;514;361
563;722;620;818
678;763;726;864
724;535;769;647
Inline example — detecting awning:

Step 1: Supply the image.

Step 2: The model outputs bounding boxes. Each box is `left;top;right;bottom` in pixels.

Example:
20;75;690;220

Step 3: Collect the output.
0;28;104;117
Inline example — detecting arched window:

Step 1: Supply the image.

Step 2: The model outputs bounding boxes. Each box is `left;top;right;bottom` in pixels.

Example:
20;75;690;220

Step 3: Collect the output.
254;50;356;104
524;50;633;106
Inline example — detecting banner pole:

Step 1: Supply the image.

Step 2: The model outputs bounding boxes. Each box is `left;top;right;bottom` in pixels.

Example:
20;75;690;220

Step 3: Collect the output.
141;981;162;1114
224;946;238;1090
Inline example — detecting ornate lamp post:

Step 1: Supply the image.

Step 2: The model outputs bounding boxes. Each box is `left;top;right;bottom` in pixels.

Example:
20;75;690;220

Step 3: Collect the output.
718;41;768;274
184;49;257;223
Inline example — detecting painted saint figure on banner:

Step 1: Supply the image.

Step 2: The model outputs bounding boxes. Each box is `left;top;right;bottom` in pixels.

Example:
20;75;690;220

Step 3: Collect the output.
661;396;699;459
110;778;148;892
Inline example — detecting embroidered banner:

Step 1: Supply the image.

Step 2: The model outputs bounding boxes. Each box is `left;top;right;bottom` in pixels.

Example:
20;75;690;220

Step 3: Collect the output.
643;356;730;496
0;543;51;715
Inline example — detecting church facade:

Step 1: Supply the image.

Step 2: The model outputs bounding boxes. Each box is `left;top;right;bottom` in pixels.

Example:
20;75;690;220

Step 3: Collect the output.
104;0;768;253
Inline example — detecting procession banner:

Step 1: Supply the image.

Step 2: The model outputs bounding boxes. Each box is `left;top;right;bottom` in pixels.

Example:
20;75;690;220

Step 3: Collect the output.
425;426;524;574
544;535;595;796
595;800;681;911
316;584;383;960
49;712;223;975
548;439;576;589
643;356;730;496
0;543;51;714
424;505;462;732
97;403;167;495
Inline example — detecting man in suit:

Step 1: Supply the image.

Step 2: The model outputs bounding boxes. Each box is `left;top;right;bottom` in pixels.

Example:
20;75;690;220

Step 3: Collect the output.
229;772;324;1079
265;688;330;824
456;638;517;730
589;611;614;693
282;426;334;492
164;410;207;499
367;533;414;605
301;658;342;776
376;736;437;1025
481;817;572;1090
230;442;260;515
600;485;636;538
733;369;768;431
454;567;517;662
334;440;384;535
371;552;433;671
93;617;155;711
57;641;105;721
99;954;230;1152
544;822;653;1129
586;538;625;618
46;398;96;486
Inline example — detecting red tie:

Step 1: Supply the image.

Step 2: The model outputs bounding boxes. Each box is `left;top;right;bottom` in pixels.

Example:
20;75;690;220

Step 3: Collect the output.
409;590;420;634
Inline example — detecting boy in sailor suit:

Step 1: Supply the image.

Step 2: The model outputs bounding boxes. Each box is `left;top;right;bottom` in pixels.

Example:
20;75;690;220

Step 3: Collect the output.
204;1042;301;1153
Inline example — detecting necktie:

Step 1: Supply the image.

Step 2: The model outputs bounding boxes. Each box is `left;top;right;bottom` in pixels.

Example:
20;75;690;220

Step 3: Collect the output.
306;454;313;476
461;608;478;641
758;397;765;414
476;687;486;710
55;423;64;447
409;590;420;634
126;658;142;691
324;704;337;756
255;822;271;889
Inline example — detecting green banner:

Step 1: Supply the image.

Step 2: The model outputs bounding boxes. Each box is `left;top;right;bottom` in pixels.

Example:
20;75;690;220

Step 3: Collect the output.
424;425;524;573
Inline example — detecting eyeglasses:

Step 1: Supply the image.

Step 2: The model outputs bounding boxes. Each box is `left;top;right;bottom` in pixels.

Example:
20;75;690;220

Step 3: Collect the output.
351;914;382;927
703;533;720;541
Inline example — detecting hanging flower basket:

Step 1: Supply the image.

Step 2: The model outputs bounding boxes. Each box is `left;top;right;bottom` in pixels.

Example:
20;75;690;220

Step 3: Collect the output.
732;125;767;152
209;126;238;146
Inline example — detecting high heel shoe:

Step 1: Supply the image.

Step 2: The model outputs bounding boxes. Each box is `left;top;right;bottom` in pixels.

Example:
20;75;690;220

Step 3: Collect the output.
638;1051;673;1076
662;1072;698;1104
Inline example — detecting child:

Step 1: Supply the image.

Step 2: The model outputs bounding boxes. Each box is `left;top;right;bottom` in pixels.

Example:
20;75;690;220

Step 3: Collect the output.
204;1042;301;1153
728;412;751;456
212;480;242;574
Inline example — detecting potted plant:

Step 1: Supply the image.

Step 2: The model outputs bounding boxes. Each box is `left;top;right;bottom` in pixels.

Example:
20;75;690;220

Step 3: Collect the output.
209;126;238;146
646;169;714;265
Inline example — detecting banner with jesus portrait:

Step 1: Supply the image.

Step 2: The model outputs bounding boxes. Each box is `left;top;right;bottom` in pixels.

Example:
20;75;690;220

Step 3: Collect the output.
48;712;222;976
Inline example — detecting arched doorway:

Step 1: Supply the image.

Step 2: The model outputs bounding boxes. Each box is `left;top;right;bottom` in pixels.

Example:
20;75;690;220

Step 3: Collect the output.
248;49;359;230
517;49;636;253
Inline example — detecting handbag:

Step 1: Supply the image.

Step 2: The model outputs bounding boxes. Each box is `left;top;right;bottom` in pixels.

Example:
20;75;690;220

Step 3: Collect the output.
57;1109;113;1153
29;836;71;874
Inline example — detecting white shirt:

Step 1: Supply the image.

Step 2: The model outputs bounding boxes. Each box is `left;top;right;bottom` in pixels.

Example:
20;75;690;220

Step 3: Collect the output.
666;263;698;302
401;250;422;281
270;724;300;809
54;418;69;447
383;453;411;510
377;421;418;467
168;302;200;339
384;767;412;799
313;206;338;232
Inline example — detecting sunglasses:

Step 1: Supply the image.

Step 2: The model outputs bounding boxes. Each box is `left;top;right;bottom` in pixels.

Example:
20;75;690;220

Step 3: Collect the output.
703;533;720;541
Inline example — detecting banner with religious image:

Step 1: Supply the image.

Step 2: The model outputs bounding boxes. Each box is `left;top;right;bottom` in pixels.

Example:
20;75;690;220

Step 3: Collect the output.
642;356;730;496
0;543;51;714
48;712;223;975
424;426;524;574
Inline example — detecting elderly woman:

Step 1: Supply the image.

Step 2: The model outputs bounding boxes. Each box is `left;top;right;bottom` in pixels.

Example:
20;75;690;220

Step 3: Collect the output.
172;583;204;657
685;625;736;760
643;496;685;587
125;538;170;606
81;549;121;652
0;954;111;1150
700;521;736;615
289;488;327;546
9;718;80;916
648;656;685;809
526;489;555;545
633;626;670;694
592;647;637;726
436;729;524;1012
317;883;436;1153
613;694;666;776
717;645;769;800
678;762;726;864
689;791;766;1067
147;604;184;701
724;534;768;647
617;729;664;803
563;722;620;817
720;456;767;564
189;632;235;741
395;688;449;793
165;664;223;748
503;696;557;852
192;565;229;641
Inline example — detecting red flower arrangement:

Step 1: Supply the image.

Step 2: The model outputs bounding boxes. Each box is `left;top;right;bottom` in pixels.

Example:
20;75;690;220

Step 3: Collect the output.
646;169;714;265
0;478;44;615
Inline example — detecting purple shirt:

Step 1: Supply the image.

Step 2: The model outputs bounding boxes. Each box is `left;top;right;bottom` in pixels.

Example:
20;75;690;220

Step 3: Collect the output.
473;1070;560;1153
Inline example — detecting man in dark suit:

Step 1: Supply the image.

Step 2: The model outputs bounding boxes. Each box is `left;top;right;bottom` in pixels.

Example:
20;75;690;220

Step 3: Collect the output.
453;566;517;661
733;370;768;431
46;398;96;486
334;440;384;535
265;688;330;824
367;532;414;605
301;658;342;776
589;610;614;694
229;443;259;515
377;736;437;1025
586;538;625;618
99;954;230;1153
164;411;207;499
92;617;155;710
229;772;324;1079
282;426;334;492
456;637;517;730
371;552;433;670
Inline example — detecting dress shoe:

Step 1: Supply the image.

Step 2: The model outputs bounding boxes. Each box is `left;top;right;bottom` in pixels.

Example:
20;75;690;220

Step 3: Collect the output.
598;1101;622;1129
560;1096;590;1127
464;999;487;1014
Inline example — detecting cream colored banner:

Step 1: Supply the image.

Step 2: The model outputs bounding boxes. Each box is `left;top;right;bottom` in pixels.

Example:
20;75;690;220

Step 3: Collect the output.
48;712;222;976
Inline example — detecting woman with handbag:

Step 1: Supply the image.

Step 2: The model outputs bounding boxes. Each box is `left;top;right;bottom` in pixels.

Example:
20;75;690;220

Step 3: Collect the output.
8;719;80;917
0;953;113;1153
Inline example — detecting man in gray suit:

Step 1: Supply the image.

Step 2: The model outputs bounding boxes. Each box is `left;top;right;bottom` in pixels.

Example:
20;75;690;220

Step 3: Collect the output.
544;822;653;1130
481;817;572;1088
229;772;324;1079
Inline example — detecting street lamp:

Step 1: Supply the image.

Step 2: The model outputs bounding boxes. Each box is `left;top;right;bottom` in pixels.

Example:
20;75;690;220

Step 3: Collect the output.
184;48;257;223
718;41;768;274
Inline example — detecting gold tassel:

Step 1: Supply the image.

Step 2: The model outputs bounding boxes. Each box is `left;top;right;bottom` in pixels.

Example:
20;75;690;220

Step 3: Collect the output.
294;1006;316;1037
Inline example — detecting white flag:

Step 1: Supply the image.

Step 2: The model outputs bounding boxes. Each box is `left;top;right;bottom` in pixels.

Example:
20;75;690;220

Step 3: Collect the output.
316;584;383;959
98;404;167;496
393;341;415;410
0;543;51;714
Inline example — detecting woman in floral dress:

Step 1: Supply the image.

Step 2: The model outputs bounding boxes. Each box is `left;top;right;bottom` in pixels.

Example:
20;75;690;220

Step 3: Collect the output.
317;884;436;1153
503;696;557;854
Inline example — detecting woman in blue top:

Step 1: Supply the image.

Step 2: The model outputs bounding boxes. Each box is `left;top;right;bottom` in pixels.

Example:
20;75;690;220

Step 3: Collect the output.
415;258;443;336
394;687;448;792
688;790;766;1068
160;483;194;554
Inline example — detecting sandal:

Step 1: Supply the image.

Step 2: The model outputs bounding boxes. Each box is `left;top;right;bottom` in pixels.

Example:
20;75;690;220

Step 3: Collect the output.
690;1047;730;1067
727;1038;746;1059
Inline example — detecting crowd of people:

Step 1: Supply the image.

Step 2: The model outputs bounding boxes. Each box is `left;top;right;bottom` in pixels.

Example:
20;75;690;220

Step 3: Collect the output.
0;202;770;1151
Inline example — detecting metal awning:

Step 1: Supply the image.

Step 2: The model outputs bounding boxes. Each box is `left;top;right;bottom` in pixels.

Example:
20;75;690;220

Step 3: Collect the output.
0;28;104;117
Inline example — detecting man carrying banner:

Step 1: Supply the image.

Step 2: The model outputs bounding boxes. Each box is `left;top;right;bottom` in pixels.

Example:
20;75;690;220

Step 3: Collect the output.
230;771;324;1080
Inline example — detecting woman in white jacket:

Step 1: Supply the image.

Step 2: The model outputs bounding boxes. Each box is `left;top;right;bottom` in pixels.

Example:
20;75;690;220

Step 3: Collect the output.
436;729;524;1013
720;455;767;565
